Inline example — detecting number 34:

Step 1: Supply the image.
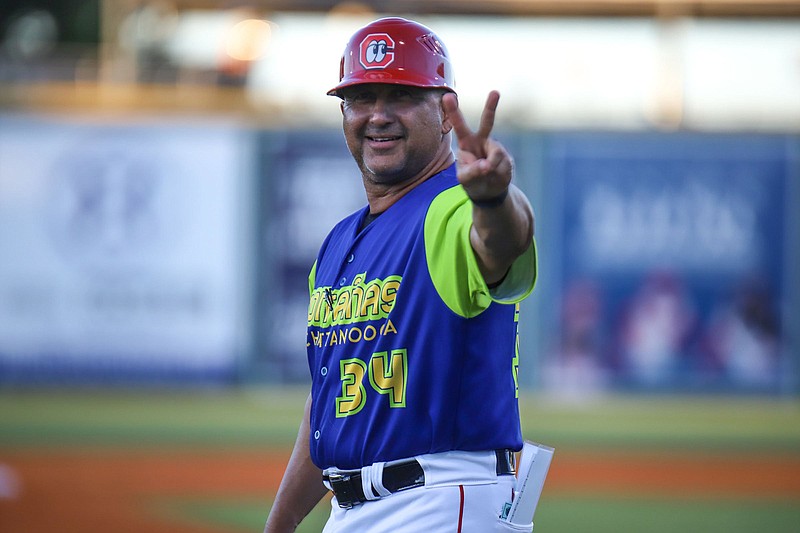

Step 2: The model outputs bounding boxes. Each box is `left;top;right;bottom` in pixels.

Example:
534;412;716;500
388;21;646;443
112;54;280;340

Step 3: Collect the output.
335;349;408;417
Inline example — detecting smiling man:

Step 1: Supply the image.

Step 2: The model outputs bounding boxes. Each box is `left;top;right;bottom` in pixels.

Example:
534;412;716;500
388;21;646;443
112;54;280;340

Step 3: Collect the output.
264;17;538;533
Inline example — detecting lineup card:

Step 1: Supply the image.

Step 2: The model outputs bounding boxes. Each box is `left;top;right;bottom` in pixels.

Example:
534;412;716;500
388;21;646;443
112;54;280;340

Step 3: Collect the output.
507;441;555;526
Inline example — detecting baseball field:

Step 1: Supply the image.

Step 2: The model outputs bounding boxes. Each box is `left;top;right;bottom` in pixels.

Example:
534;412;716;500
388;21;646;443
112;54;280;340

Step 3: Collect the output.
1;387;799;532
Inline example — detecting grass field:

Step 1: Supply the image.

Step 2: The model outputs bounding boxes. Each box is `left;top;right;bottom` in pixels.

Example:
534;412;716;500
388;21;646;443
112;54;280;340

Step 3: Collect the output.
1;387;799;532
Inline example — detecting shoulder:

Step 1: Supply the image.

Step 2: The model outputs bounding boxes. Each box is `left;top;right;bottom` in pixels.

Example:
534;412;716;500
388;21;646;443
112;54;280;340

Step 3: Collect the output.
423;182;490;317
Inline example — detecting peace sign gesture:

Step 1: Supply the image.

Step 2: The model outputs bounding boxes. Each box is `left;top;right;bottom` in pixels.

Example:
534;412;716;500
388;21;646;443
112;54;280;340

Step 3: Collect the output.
442;90;534;286
442;90;514;205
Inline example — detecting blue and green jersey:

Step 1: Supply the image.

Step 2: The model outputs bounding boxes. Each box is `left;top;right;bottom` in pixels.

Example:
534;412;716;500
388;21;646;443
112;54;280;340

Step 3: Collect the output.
307;163;537;470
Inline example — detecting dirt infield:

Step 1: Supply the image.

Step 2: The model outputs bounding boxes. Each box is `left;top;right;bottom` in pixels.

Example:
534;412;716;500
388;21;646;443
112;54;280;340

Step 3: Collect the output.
1;448;799;533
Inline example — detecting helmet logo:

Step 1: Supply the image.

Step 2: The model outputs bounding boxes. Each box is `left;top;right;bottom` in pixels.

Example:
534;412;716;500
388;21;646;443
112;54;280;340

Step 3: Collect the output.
359;33;395;69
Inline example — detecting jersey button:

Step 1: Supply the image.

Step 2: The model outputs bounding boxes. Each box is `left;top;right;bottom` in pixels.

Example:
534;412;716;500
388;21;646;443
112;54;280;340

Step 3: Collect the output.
321;366;327;376
346;253;355;263
339;277;346;286
314;430;320;440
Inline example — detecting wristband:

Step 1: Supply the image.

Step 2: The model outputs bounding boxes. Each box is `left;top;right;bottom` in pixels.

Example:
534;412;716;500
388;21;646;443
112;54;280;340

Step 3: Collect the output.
470;189;508;209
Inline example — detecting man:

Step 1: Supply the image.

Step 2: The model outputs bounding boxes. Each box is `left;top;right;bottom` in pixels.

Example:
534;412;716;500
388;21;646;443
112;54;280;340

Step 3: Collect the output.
265;17;537;533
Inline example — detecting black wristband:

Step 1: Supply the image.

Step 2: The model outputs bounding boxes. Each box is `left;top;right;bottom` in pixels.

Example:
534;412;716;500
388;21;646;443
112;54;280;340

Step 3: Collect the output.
470;189;508;209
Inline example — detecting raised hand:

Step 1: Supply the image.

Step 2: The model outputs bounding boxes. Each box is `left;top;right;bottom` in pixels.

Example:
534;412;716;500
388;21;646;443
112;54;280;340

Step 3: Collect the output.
442;90;514;204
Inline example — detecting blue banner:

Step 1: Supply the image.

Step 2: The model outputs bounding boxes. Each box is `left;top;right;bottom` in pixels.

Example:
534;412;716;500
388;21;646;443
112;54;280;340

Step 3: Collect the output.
544;133;790;393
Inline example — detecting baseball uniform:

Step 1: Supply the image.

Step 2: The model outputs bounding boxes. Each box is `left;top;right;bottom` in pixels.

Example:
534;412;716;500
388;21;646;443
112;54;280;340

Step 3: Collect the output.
307;163;537;531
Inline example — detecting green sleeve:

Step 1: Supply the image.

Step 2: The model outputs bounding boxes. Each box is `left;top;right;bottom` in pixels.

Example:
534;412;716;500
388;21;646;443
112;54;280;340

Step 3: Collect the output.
424;186;537;318
308;260;317;296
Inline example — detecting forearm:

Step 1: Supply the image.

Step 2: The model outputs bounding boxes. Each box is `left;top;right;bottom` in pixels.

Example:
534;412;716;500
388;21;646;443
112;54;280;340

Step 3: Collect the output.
470;184;535;284
264;393;329;533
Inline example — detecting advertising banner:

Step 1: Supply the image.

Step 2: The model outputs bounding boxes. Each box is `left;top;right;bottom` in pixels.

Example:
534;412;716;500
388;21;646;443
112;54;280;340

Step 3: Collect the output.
543;133;790;393
0;115;253;383
254;131;363;381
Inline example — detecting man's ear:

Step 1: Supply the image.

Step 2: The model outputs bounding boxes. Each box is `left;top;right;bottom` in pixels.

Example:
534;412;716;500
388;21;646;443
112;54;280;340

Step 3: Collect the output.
442;118;453;135
340;101;345;115
441;97;454;134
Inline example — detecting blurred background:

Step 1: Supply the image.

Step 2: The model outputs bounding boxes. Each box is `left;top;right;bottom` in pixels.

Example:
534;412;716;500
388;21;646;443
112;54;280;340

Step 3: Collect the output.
1;0;798;393
1;1;799;532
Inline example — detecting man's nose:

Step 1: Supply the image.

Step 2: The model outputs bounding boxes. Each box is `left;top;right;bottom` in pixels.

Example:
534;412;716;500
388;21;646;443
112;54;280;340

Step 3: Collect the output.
368;97;394;124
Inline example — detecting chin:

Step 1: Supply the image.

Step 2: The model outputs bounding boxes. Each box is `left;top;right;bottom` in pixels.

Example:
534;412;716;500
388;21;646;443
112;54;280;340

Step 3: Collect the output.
364;163;406;183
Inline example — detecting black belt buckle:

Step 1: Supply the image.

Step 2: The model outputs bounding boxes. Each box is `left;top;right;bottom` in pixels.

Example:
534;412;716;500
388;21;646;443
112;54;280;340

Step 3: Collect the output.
328;472;358;509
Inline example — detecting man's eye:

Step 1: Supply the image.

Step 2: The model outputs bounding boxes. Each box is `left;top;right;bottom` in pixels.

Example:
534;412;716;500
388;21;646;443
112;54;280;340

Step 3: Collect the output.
347;92;374;103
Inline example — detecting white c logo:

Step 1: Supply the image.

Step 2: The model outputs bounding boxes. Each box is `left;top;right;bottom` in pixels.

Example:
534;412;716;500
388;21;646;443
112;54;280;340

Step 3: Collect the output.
358;33;395;69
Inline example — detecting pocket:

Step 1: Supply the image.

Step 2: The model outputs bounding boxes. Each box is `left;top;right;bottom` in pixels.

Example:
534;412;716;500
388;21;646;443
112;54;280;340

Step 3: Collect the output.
495;518;534;532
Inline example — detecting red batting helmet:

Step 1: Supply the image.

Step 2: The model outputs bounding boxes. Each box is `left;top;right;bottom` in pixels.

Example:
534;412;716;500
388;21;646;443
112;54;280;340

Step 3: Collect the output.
327;17;456;97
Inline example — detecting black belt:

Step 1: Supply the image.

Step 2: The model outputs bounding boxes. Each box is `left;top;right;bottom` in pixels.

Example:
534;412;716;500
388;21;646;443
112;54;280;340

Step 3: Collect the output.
324;449;516;509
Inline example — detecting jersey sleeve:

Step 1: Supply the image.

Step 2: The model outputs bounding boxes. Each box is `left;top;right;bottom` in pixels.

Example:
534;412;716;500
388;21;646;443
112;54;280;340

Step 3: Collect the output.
424;185;537;318
308;260;318;296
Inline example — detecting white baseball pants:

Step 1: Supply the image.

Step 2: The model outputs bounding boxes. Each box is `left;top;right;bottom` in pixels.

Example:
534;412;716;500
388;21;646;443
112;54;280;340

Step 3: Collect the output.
321;450;534;533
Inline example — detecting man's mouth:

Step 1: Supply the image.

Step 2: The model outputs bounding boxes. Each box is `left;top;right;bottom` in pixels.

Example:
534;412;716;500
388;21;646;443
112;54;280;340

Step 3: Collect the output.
366;135;402;143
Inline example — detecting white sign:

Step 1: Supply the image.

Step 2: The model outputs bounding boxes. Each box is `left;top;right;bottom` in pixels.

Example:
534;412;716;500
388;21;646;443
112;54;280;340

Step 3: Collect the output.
0;115;253;379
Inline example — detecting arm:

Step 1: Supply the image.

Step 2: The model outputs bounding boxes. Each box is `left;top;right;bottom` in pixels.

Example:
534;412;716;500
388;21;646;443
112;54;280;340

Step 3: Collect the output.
469;183;534;286
442;91;535;286
264;393;329;533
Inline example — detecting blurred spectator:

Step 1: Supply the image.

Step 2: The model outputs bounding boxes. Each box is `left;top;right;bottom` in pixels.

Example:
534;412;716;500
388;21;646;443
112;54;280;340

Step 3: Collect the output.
545;278;609;396
2;8;58;61
617;271;697;387
118;1;178;83
702;276;780;388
